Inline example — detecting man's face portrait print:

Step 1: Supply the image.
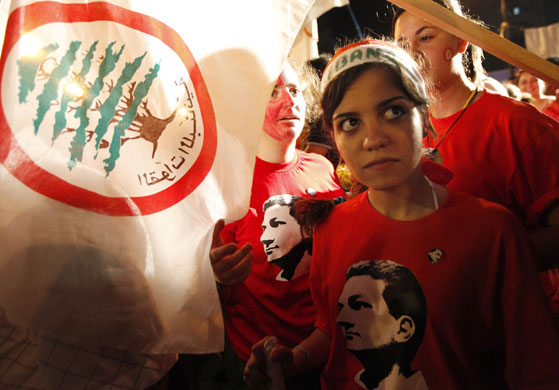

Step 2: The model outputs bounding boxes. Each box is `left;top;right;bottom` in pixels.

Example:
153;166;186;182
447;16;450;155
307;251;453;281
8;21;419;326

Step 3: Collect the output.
337;260;429;390
260;202;302;262
337;276;399;351
260;194;311;282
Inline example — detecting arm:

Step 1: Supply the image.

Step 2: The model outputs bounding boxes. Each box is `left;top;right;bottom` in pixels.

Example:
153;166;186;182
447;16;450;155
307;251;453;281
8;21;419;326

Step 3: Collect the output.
499;216;559;388
243;328;331;389
209;219;253;285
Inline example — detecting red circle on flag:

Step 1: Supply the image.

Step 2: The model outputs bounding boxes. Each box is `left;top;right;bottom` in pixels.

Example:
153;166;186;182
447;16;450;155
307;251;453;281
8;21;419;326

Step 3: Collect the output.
0;2;217;216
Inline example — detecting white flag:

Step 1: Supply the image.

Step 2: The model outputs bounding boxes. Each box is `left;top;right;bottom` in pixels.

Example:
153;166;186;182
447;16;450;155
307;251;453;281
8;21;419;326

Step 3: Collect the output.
0;0;314;357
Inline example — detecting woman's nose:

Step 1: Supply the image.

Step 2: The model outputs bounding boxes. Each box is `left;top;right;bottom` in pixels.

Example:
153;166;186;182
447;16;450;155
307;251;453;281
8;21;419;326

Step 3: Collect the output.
362;123;388;150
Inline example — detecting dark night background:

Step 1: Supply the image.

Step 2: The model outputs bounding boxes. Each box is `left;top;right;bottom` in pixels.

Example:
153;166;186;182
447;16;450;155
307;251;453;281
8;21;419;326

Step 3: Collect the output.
317;0;559;79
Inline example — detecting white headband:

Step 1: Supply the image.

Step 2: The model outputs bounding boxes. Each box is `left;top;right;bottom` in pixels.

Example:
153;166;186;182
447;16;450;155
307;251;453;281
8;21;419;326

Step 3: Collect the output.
320;40;425;95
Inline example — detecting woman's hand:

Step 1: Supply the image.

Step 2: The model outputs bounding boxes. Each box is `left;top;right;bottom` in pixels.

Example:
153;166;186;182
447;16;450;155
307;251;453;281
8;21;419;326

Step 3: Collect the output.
243;336;293;389
209;219;253;285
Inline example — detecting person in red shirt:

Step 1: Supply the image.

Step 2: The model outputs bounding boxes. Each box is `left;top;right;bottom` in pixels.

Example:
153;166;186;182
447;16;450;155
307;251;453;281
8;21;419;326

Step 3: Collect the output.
209;58;345;389
243;39;559;390
516;70;559;121
392;0;559;315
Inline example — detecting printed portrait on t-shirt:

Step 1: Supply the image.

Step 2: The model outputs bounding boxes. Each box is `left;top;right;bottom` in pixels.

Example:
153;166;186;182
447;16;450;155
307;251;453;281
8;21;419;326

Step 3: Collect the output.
260;194;311;281
337;260;429;390
427;248;446;264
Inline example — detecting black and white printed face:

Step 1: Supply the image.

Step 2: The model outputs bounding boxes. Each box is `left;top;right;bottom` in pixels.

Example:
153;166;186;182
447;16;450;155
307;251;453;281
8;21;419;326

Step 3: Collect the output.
337;276;398;351
260;203;302;262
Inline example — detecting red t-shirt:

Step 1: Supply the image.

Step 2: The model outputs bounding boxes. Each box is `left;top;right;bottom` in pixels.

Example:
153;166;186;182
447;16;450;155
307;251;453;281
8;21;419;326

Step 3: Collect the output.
543;100;559;122
427;90;559;226
311;190;559;389
222;150;345;360
427;90;559;312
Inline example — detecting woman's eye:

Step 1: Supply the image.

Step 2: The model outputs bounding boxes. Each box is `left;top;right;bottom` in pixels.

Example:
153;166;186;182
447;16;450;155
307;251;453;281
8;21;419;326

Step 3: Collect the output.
339;118;359;132
271;88;280;98
419;34;432;43
384;106;405;120
290;88;300;97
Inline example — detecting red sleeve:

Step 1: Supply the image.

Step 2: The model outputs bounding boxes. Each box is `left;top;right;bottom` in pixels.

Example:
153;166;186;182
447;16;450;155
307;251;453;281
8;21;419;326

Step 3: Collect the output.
512;121;559;227
496;218;559;388
220;208;259;244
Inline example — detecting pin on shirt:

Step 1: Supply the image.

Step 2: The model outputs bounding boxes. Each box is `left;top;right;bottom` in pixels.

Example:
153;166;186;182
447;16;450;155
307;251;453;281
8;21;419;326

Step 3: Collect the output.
427;248;446;264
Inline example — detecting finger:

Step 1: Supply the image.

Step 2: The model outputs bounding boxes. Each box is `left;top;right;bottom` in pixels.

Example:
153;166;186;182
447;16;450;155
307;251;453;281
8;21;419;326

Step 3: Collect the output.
244;368;271;389
209;242;238;266
244;338;273;389
211;242;252;269
270;344;291;362
252;336;270;365
211;219;225;249
213;244;253;285
220;249;253;285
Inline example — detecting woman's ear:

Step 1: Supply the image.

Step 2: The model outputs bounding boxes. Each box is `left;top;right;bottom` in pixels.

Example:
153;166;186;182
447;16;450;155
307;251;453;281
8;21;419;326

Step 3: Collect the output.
457;39;469;54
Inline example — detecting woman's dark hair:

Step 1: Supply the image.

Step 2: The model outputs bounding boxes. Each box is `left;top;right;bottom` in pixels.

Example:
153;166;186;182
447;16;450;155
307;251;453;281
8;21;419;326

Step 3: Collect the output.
295;40;432;235
391;0;486;88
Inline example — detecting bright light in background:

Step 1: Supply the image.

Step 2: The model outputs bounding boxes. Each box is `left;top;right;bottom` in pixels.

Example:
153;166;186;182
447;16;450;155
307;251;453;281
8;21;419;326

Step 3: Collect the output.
19;35;42;57
63;81;85;99
178;106;188;116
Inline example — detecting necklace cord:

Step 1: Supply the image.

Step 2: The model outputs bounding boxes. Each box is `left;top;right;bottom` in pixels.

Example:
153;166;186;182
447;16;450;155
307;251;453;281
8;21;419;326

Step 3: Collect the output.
432;89;478;151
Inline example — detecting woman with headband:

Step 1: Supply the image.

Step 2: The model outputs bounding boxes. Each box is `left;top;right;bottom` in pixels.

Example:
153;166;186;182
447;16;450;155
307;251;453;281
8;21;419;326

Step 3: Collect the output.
243;39;559;390
392;0;559;315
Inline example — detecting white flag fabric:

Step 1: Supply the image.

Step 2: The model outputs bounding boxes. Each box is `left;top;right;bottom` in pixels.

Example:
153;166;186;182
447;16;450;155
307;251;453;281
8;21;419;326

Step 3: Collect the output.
0;0;314;358
524;22;559;60
290;0;349;62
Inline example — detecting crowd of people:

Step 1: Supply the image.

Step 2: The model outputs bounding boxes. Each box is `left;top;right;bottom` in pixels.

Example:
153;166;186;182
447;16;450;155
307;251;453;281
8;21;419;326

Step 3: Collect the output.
181;0;559;389
215;0;559;389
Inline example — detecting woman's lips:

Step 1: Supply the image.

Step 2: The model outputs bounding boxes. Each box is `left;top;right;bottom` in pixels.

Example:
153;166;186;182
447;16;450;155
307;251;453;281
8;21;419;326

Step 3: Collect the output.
363;158;397;170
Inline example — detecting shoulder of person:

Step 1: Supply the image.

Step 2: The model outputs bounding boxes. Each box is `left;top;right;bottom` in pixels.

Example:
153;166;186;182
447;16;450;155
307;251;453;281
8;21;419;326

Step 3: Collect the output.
447;189;526;231
315;192;365;231
297;149;336;168
479;90;559;140
482;90;554;122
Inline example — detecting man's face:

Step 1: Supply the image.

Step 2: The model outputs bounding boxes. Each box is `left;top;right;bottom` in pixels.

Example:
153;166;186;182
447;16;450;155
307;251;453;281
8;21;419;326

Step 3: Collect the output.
337;276;399;351
260;204;302;261
262;64;306;142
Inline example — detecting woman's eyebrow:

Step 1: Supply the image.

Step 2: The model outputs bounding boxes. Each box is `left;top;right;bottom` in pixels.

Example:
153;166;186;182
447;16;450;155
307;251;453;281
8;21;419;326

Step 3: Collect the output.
333;112;358;121
396;25;435;43
378;95;407;108
333;95;407;120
